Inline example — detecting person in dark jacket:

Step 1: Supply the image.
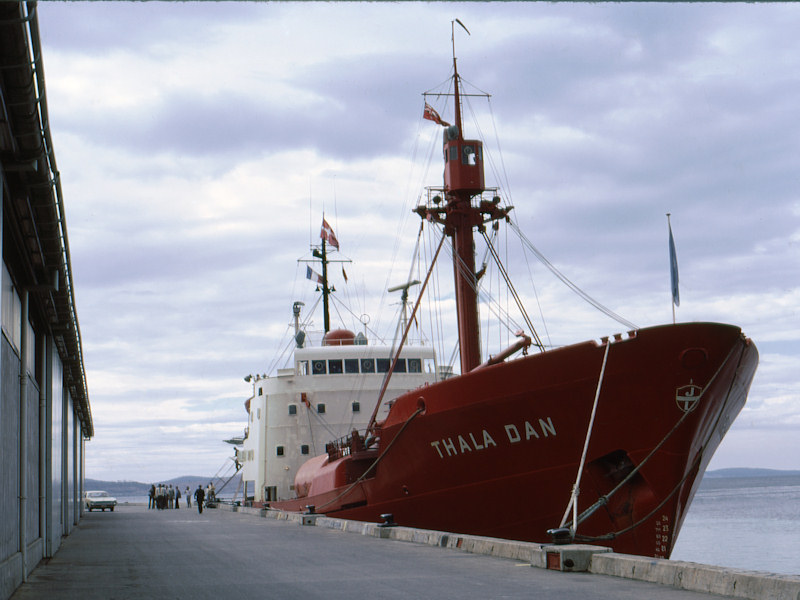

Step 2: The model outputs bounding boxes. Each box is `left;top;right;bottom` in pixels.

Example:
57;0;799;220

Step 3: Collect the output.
175;486;181;509
194;485;205;514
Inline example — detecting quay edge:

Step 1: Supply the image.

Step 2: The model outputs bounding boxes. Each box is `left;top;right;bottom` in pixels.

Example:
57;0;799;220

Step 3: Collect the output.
224;504;800;600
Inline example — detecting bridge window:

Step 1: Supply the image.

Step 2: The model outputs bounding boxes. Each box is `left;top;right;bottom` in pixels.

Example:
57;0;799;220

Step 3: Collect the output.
463;145;476;165
328;359;343;374
345;359;359;373
360;358;375;373
408;358;422;373
312;360;326;375
376;358;391;373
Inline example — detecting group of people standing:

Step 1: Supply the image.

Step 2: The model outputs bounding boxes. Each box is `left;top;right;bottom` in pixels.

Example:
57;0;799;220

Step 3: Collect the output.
148;483;216;514
149;483;185;510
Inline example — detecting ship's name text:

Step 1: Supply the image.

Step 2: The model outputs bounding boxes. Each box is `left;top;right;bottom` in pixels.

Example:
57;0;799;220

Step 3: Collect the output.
430;417;556;459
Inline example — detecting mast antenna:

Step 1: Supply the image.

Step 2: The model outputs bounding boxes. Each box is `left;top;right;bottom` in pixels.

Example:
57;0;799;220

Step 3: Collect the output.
388;280;421;335
452;18;470;61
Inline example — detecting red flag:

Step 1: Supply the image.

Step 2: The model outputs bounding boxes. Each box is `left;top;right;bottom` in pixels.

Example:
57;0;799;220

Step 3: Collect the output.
320;218;339;249
423;102;450;127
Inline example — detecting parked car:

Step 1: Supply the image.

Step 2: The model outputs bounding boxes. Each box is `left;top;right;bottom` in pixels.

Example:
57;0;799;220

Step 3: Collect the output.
84;490;117;512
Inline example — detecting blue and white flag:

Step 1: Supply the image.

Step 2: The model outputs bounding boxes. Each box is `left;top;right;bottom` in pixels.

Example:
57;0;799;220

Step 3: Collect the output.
668;221;680;307
306;266;323;284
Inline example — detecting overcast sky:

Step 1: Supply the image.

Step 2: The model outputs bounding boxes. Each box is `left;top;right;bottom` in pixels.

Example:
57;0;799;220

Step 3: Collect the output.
36;2;798;483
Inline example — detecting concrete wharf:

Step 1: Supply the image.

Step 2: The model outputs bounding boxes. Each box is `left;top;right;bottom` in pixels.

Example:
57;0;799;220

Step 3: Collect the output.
10;505;800;600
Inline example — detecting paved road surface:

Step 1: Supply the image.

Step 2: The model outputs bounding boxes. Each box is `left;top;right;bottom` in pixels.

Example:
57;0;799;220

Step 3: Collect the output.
12;505;737;600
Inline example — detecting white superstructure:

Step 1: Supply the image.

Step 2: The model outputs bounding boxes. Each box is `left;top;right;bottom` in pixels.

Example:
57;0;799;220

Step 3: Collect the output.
238;329;437;502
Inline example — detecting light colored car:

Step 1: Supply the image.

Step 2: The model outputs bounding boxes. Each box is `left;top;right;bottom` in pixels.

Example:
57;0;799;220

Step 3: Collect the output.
84;490;117;512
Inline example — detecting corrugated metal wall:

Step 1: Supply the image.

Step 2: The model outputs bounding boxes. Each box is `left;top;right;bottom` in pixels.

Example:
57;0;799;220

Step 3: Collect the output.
0;270;84;599
0;337;20;580
1;4;92;597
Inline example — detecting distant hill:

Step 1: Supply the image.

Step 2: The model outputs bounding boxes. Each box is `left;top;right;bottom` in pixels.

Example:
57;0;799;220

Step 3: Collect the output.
86;469;800;498
85;474;242;497
84;479;150;496
704;468;800;478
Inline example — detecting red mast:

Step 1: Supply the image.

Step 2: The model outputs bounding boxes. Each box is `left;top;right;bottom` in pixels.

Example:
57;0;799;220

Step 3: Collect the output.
447;55;483;373
416;23;511;374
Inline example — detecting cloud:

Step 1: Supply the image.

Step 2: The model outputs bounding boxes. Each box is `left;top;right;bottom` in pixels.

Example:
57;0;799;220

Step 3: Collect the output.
36;2;800;482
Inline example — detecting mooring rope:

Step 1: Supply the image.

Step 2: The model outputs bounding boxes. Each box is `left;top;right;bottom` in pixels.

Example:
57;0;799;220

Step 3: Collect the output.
563;339;745;539
559;340;611;532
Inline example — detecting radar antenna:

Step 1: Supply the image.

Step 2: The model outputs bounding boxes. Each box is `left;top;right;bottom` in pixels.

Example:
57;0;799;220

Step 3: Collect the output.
388;280;421;335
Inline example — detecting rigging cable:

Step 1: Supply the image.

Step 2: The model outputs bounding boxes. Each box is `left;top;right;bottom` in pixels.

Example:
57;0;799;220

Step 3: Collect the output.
424;222;452;376
266;294;323;375
487;96;513;200
480;229;544;350
390;223;425;348
366;232;448;434
443;226;532;346
328;294;385;343
314;407;424;512
517;230;553;349
509;220;638;332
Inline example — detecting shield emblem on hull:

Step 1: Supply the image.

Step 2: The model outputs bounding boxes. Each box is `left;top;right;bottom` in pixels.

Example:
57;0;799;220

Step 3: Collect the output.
676;382;702;413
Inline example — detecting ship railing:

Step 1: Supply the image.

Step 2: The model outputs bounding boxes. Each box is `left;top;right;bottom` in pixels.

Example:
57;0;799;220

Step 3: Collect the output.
296;328;433;348
423;186;501;207
417;187;512;228
325;428;377;461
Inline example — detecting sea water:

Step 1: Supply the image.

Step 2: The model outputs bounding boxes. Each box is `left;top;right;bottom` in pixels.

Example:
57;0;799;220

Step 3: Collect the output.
670;474;800;576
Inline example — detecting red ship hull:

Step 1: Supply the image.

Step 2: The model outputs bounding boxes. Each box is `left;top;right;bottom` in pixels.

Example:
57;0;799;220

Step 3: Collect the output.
271;322;757;558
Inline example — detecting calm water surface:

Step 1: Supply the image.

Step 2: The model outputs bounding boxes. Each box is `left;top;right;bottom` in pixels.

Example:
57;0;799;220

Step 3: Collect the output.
671;475;800;576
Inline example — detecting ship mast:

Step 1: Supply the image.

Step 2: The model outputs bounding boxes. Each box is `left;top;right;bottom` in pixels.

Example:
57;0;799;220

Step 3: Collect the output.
449;54;482;374
301;217;350;336
312;238;331;333
417;21;510;374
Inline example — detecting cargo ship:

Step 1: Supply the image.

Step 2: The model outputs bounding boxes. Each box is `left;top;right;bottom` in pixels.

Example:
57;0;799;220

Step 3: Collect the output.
243;26;758;558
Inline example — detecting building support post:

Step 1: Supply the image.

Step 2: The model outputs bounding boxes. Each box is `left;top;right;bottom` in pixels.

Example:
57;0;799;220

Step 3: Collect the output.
44;337;53;557
39;336;47;559
19;289;29;582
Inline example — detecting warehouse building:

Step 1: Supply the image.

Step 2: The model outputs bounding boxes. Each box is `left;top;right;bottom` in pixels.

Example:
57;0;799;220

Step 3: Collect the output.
1;4;93;598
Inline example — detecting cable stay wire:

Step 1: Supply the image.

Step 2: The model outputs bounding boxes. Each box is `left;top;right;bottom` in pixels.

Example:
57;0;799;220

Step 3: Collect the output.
480;229;544;350
508;220;638;332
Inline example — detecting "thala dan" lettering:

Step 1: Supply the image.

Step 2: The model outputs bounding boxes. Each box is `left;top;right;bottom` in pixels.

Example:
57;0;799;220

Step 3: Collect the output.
430;417;556;459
